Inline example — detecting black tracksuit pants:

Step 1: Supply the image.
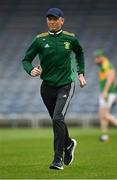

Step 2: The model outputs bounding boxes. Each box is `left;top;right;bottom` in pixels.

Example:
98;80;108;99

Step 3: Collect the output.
40;81;75;162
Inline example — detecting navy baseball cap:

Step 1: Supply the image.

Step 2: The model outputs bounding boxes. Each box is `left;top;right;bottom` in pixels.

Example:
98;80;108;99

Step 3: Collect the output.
46;8;64;18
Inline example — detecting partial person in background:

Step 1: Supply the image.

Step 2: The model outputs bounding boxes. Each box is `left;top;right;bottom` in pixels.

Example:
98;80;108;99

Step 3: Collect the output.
94;50;117;142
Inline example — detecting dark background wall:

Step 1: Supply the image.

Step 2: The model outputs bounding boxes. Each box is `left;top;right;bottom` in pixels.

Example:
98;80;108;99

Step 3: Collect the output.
0;0;117;123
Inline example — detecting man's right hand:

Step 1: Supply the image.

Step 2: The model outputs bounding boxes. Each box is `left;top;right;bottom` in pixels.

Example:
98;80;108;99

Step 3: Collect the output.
31;65;41;77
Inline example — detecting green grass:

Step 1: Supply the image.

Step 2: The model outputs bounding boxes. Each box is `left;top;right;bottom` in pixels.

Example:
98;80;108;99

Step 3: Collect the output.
0;128;117;179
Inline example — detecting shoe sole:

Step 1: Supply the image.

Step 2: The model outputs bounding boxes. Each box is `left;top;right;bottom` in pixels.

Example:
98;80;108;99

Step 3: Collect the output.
68;138;77;165
49;165;64;170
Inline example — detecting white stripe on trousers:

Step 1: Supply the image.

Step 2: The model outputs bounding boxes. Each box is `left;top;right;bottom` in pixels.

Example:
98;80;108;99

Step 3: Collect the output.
62;82;75;116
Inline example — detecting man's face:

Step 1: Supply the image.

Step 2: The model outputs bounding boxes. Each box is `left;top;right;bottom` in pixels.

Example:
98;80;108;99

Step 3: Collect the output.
94;56;103;66
46;15;64;32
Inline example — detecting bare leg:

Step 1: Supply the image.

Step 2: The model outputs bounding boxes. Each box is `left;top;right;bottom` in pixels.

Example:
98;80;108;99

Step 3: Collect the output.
99;108;109;134
105;109;117;126
99;94;117;141
99;107;117;130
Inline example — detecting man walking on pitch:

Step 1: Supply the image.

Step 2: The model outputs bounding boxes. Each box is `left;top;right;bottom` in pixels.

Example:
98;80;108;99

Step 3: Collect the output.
22;8;86;170
94;50;117;142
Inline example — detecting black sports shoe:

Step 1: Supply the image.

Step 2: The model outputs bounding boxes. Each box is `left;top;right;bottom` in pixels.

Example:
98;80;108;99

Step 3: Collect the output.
49;160;64;170
64;139;77;165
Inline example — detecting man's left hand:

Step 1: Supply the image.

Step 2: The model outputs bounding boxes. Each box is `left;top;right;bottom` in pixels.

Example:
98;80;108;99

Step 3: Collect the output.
78;74;87;88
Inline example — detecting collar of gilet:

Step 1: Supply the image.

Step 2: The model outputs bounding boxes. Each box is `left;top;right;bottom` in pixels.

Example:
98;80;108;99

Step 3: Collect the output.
48;29;63;35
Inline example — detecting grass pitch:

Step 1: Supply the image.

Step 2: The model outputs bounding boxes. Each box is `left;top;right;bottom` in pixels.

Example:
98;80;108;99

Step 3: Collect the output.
0;128;117;179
